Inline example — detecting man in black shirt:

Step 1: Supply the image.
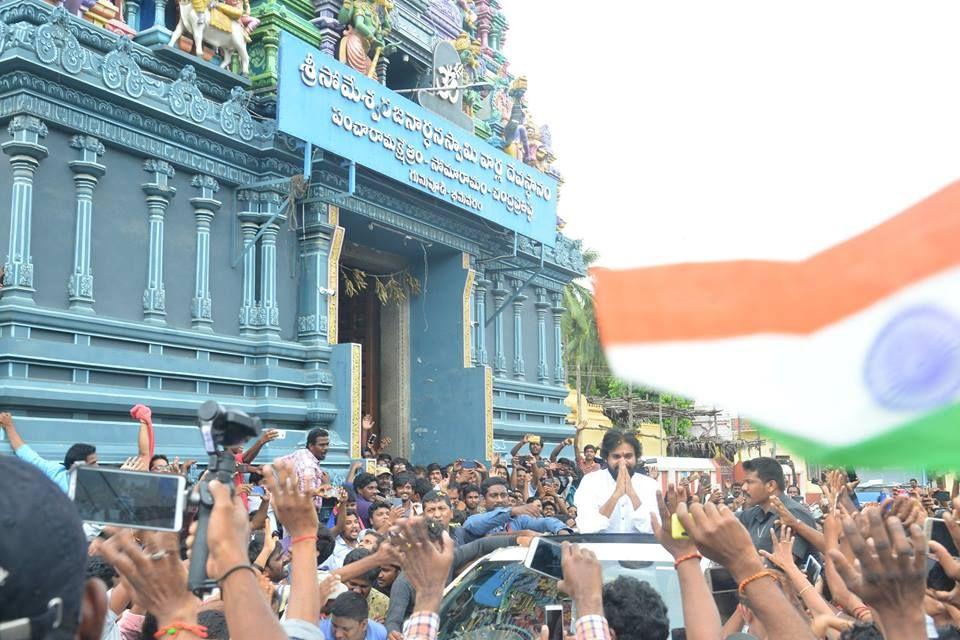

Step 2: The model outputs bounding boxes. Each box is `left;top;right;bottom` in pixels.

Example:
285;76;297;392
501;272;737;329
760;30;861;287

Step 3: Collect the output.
737;457;817;567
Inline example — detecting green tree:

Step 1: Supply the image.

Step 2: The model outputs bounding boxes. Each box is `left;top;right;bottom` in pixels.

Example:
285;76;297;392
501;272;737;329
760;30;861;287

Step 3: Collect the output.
562;248;610;416
560;246;694;436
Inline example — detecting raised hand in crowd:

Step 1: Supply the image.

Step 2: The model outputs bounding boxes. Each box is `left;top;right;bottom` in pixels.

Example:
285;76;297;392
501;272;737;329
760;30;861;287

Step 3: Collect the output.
828;507;927;640
120;456;148;471
925;497;960;617
167;457;197;476
191;479;289;640
554;543;608;637
675;500;816;640
820;511;871;624
821;469;848;512
101;530;202;639
809;614;855;639
759;527;833;618
771;494;826;552
650;489;721;640
771;495;801;529
390;517;455;640
242;428;282;464
262;461;321;625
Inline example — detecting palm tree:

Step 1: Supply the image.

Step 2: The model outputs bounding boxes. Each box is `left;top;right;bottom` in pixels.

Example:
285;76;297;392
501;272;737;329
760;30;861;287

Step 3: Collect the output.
561;248;607;415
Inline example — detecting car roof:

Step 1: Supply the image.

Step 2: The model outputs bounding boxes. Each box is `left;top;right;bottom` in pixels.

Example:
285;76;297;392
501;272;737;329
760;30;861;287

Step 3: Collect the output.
475;534;678;563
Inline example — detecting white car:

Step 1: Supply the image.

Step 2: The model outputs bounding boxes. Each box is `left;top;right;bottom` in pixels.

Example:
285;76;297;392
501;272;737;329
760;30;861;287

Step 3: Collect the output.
437;533;710;640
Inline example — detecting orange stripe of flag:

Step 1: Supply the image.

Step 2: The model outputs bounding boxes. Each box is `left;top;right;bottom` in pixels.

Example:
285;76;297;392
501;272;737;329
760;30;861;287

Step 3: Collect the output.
594;179;960;345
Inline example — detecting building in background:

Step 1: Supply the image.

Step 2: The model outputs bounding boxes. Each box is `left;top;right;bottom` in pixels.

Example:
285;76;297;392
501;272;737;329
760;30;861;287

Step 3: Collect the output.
0;0;583;471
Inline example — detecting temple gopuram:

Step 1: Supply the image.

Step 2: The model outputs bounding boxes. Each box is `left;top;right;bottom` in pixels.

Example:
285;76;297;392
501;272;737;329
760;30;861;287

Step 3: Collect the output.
0;0;585;469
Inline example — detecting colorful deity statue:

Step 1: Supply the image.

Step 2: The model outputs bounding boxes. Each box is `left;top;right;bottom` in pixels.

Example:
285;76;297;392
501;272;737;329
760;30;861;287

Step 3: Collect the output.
502;76;530;162
222;0;259;35
458;0;477;36
453;32;482;77
536;124;558;174
338;0;395;80
524;114;542;168
168;0;251;74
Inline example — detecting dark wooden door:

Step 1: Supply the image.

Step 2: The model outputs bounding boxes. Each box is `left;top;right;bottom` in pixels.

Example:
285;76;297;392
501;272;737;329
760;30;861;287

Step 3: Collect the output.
338;272;380;433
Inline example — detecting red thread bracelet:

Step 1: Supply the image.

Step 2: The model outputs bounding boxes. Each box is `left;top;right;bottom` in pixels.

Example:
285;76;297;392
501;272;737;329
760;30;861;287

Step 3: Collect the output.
154;622;208;638
292;534;317;545
738;570;777;596
673;552;702;568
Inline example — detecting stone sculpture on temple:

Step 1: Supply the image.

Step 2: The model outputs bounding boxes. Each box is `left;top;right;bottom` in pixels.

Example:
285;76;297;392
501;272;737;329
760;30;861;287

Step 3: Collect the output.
502;76;530;162
337;0;395;80
168;0;252;74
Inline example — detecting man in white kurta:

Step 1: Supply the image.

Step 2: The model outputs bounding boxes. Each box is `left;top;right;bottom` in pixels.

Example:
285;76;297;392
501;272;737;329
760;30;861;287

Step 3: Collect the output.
575;463;661;534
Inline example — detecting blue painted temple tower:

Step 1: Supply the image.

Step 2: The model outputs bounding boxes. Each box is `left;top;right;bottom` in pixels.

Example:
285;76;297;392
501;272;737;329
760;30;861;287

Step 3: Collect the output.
0;0;586;470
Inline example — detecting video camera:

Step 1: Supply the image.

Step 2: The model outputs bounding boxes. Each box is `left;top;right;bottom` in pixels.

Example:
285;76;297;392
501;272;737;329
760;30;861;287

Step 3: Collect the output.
188;400;261;593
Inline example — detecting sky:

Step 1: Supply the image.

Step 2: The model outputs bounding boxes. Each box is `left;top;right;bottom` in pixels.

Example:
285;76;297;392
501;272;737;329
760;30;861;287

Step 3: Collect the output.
501;1;960;270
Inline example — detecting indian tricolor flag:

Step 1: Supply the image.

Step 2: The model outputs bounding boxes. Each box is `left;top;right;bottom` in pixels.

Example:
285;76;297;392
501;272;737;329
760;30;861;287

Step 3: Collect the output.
593;182;960;469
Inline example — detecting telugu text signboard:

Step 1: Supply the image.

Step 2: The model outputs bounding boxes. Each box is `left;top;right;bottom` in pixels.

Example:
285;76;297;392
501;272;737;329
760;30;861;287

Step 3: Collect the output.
277;33;558;247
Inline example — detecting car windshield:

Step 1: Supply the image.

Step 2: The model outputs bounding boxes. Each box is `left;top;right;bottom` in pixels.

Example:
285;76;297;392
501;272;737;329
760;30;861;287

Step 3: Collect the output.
438;558;686;639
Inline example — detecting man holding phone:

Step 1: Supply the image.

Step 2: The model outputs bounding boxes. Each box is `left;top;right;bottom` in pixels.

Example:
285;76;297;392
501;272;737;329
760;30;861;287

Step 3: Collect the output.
511;434;545;468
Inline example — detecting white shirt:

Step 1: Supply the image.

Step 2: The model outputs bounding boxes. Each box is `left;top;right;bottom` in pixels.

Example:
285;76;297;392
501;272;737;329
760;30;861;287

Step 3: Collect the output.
247;494;278;531
574;468;660;534
319;534;359;570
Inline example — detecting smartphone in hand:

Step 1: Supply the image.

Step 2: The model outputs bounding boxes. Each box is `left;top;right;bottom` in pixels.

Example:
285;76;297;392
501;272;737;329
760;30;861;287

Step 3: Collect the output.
544;605;564;640
524;537;563;580
70;466;186;532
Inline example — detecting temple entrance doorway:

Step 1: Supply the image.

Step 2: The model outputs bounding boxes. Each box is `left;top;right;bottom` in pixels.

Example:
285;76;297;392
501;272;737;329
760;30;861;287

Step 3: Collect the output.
338;270;381;430
337;224;412;457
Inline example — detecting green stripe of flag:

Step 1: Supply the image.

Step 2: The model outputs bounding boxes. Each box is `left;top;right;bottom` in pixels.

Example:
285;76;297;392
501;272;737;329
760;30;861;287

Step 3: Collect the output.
755;401;960;471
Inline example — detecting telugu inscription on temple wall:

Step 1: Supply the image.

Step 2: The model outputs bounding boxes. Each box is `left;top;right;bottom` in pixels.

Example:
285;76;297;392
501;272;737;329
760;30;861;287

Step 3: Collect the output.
298;53;553;222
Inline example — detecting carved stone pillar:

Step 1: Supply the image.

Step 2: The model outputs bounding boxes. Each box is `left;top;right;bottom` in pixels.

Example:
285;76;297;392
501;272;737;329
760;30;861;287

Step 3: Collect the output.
534;286;550;383
492;277;507;377
67;135;106;312
153;0;166;30
473;271;489;366
297;203;333;344
467;267;478;365
1;116;47;302
510;278;526;380
261;30;281;86
311;1;343;56
124;0;141;30
476;0;492;50
141;159;176;324
189;175;220;331
376;55;390;85
258;191;286;337
237;191;260;335
491;11;508;52
551;291;566;385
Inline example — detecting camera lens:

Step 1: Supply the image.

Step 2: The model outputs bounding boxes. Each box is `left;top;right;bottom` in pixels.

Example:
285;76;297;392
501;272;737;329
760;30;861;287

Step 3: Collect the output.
198;400;222;423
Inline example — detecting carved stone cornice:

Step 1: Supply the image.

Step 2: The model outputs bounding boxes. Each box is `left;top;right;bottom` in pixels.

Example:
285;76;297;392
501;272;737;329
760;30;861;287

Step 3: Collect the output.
0;1;293;172
0;0;235;101
0;74;296;185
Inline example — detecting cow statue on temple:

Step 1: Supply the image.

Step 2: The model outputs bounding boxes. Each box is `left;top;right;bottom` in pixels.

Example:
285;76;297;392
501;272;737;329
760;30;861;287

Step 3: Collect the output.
168;0;251;75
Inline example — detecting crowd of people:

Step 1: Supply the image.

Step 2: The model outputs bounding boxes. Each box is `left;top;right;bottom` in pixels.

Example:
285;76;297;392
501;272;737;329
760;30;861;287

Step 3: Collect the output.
2;408;960;640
